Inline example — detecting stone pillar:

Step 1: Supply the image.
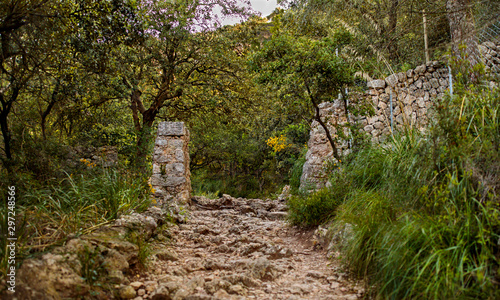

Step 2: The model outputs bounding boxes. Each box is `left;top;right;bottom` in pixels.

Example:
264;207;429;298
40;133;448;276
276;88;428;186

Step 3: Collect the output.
151;122;191;206
300;100;349;191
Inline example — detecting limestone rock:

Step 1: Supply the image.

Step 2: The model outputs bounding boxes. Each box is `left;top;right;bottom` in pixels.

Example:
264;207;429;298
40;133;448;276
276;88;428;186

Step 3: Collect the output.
120;285;137;299
157;122;188;136
247;257;281;281
156;249;180;261
367;79;386;89
385;74;398;87
130;281;144;290
415;64;426;74
15;254;88;299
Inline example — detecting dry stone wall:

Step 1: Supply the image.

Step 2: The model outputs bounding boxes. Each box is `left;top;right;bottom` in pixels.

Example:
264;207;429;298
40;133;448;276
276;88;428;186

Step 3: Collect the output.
480;40;500;74
363;60;449;143
151;122;191;206
300;61;451;190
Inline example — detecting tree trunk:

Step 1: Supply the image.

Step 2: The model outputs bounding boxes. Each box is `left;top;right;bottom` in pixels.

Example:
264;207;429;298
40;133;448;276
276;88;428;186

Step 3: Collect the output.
128;89;155;172
41;97;58;140
388;0;399;61
134;122;155;173
0;108;12;161
305;84;341;161
0;87;19;174
447;0;479;67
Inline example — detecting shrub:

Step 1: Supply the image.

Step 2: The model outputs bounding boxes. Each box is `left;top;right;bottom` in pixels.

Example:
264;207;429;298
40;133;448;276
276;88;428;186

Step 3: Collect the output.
288;176;350;227
288;147;307;193
329;85;500;298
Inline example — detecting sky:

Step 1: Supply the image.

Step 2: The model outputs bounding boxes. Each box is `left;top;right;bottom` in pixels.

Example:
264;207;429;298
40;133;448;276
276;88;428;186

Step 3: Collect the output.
249;0;278;17
222;0;279;25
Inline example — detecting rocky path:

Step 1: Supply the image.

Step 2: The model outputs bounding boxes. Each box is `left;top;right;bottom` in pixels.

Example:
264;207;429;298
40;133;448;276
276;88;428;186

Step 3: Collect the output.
125;195;364;300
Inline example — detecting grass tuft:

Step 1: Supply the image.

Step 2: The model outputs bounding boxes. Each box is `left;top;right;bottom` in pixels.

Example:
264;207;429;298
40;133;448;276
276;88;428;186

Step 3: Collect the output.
0;167;153;279
289;84;500;298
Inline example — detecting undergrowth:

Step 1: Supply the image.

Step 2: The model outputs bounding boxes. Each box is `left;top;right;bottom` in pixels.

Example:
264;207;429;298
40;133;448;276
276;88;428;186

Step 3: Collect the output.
0;166;153;279
289;84;500;298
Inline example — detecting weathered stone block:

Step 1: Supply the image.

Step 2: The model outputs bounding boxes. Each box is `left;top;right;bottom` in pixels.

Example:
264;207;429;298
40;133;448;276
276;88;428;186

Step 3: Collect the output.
415;65;426;74
380;93;390;102
373;121;384;130
430;88;437;97
417;98;425;108
367;79;386;89
397;72;407;82
382;127;392;136
415;79;423;89
157;122;187;136
430;78;440;89
404;94;416;105
431;61;443;68
386;74;398;87
151;174;187;187
393;106;401;115
396;114;404;124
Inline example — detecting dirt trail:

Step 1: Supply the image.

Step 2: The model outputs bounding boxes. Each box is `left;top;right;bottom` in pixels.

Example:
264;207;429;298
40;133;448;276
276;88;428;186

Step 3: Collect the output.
130;195;364;300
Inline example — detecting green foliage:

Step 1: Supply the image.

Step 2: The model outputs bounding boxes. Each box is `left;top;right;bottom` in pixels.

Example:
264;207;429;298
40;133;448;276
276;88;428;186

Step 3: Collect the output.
288;187;344;227
288;167;352;226
78;246;106;286
250;33;354;102
250;26;355;160
23;166;151;216
323;85;500;298
0;166;153;280
448;44;487;88
127;232;151;270
284;0;451;72
288;147;307;193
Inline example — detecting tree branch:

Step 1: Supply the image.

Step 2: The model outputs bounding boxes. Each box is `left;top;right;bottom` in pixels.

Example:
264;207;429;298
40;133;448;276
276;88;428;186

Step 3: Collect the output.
305;82;340;161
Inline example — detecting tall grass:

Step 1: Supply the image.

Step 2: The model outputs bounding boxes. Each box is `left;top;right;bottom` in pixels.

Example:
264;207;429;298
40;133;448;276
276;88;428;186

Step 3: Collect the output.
0;167;152;279
290;85;500;298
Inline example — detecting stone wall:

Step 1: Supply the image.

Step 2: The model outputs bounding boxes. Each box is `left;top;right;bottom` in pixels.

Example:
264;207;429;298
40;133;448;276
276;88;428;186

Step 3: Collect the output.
480;40;500;74
362;60;449;143
151;122;191;206
300;60;451;190
299;100;350;190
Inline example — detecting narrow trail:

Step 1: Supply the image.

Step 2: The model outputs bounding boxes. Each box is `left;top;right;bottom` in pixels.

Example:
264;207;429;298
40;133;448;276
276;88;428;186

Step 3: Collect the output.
130;195;364;300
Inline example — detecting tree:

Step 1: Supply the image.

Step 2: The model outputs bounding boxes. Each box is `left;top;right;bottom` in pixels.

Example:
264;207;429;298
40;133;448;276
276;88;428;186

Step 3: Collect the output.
280;0;451;72
0;0;144;174
250;33;354;161
112;0;253;170
446;0;480;68
0;0;69;174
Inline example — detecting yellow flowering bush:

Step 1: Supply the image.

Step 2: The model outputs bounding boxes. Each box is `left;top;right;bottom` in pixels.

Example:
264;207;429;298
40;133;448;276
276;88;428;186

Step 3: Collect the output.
148;183;156;194
80;158;96;168
266;135;290;153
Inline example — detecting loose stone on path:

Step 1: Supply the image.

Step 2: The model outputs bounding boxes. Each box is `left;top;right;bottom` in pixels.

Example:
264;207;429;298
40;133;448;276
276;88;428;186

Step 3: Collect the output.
134;194;363;299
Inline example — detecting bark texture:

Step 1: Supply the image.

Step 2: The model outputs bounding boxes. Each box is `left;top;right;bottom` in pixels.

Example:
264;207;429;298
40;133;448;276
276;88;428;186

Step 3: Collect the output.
447;0;480;67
